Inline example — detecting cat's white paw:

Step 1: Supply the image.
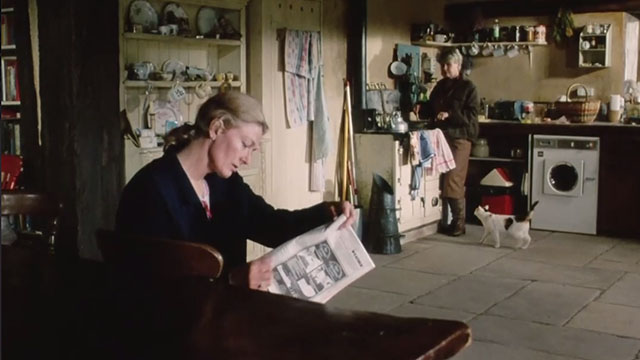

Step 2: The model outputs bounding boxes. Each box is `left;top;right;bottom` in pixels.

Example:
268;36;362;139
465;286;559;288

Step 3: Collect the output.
494;243;500;248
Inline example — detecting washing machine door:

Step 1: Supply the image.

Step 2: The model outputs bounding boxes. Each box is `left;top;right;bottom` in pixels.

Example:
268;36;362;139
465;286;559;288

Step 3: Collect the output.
543;159;584;197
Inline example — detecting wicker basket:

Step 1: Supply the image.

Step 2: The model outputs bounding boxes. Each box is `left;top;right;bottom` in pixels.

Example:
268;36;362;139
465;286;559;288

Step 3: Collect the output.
554;83;601;123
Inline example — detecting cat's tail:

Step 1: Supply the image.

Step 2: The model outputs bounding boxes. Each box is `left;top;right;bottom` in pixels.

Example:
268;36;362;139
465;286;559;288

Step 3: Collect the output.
515;200;539;222
525;201;539;221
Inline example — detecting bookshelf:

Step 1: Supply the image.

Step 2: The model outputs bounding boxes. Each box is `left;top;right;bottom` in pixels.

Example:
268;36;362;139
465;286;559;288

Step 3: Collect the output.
1;3;21;156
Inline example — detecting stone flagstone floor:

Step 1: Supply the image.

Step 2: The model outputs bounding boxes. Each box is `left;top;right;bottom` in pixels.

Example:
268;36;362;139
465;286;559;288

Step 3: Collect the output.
326;225;640;360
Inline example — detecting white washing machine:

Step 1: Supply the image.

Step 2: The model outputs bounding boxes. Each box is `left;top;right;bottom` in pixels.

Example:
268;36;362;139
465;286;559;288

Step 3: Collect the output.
530;135;599;234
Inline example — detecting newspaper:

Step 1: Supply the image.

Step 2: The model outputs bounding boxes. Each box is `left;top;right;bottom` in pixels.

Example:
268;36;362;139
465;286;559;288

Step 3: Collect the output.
260;215;375;304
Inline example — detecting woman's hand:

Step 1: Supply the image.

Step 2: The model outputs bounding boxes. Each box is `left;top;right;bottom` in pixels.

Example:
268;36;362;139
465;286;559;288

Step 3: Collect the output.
327;201;356;230
229;257;272;291
436;111;449;121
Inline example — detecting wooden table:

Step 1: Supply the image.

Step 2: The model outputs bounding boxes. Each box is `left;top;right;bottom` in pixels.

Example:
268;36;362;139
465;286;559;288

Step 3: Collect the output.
2;245;471;359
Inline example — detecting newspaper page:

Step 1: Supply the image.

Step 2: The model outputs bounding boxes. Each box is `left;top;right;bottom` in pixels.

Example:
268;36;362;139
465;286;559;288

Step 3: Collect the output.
260;215;375;304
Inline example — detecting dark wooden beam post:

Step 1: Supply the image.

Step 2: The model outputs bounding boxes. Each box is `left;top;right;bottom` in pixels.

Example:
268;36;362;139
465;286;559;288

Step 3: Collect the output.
36;0;123;259
347;0;367;133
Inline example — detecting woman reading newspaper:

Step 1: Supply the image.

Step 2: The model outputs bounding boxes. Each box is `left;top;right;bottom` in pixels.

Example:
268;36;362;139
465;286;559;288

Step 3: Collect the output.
116;91;355;290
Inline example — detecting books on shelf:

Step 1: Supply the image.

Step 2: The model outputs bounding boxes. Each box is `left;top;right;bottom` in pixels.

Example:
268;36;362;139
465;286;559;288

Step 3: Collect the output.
1;12;15;47
1;121;20;155
1;56;20;102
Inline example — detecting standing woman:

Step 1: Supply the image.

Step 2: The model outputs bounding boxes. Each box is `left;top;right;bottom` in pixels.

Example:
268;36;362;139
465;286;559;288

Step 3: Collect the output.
428;48;479;236
116;91;355;289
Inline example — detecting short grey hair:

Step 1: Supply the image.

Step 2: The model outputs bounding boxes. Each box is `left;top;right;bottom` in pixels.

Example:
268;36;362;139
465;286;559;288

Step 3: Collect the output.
437;48;463;65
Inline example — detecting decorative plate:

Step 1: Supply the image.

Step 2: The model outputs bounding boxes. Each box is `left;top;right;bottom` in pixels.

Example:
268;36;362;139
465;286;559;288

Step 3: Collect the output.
196;7;219;36
129;0;158;32
152;100;182;136
162;2;189;34
163;2;188;23
161;59;186;80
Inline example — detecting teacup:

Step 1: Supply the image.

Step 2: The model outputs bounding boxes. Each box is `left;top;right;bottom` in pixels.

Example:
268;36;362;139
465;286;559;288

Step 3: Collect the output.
195;82;213;99
468;42;480;56
159;25;171;36
481;43;493;56
168;24;179;36
167;83;187;103
492;44;505;57
506;44;519;58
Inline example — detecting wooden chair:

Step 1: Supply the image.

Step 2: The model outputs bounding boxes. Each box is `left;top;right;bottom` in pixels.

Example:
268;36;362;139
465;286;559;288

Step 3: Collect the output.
96;229;224;281
1;191;62;251
1;154;23;190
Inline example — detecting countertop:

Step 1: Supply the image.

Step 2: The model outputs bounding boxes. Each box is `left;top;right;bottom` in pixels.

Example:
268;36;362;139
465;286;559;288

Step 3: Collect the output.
480;118;639;127
478;119;640;136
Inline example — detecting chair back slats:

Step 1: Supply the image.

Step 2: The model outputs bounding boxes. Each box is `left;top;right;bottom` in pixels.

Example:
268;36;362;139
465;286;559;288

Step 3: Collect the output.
96;229;224;281
1;191;61;217
1;191;62;250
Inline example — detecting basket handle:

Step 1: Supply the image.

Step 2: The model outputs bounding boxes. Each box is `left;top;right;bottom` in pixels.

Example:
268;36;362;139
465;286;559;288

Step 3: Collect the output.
566;83;589;102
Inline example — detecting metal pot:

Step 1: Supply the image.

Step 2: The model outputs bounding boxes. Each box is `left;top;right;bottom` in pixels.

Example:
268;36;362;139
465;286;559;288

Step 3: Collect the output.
390;111;408;133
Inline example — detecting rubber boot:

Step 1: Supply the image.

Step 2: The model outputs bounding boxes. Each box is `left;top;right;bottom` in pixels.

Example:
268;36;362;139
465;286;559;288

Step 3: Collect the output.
448;198;466;237
437;197;451;234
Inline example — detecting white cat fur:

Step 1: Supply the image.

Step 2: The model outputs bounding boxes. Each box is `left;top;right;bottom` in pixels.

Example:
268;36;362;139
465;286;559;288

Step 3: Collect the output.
473;201;539;249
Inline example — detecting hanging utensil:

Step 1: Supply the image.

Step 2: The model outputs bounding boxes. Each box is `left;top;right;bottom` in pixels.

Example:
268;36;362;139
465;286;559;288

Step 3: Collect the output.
341;80;350;202
345;80;358;206
142;82;153;129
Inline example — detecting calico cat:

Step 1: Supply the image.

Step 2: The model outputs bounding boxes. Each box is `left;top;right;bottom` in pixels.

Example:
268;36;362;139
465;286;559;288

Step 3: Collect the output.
474;201;539;249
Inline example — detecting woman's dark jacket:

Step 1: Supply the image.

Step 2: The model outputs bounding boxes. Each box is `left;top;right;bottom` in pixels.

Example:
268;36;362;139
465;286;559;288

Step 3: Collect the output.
115;151;332;274
427;77;479;141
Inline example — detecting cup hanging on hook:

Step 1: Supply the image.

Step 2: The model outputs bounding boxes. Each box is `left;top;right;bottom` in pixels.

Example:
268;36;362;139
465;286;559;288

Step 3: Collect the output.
167;79;187;103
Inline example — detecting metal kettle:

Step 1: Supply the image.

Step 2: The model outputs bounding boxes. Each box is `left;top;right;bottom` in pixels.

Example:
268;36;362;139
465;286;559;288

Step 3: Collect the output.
390;111;408;133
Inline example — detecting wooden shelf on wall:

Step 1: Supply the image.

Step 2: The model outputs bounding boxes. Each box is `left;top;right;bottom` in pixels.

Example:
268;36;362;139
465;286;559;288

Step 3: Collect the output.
470;156;526;163
123;80;242;88
412;40;547;48
123;33;242;47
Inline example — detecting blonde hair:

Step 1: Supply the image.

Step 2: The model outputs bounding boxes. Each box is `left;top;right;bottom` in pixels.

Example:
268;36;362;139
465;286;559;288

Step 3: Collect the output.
164;91;268;151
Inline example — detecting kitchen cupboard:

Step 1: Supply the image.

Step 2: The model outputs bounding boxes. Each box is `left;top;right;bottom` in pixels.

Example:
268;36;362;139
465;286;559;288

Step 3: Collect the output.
355;133;441;234
477;121;640;239
578;24;611;68
466;148;529;222
118;0;256;185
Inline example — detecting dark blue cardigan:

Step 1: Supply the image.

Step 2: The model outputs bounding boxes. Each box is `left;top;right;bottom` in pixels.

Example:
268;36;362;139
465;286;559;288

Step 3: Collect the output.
115;151;332;274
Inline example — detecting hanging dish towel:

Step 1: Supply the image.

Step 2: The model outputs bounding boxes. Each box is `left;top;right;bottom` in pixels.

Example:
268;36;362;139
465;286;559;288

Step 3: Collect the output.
284;29;330;191
409;131;437;199
424;129;456;176
309;33;331;191
284;30;315;128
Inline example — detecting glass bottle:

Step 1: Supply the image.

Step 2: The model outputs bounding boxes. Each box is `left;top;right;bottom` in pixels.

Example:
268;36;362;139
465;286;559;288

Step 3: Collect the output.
492;19;500;41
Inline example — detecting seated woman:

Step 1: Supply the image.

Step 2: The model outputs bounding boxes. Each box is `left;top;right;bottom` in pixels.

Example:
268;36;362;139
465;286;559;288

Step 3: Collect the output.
116;91;354;290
